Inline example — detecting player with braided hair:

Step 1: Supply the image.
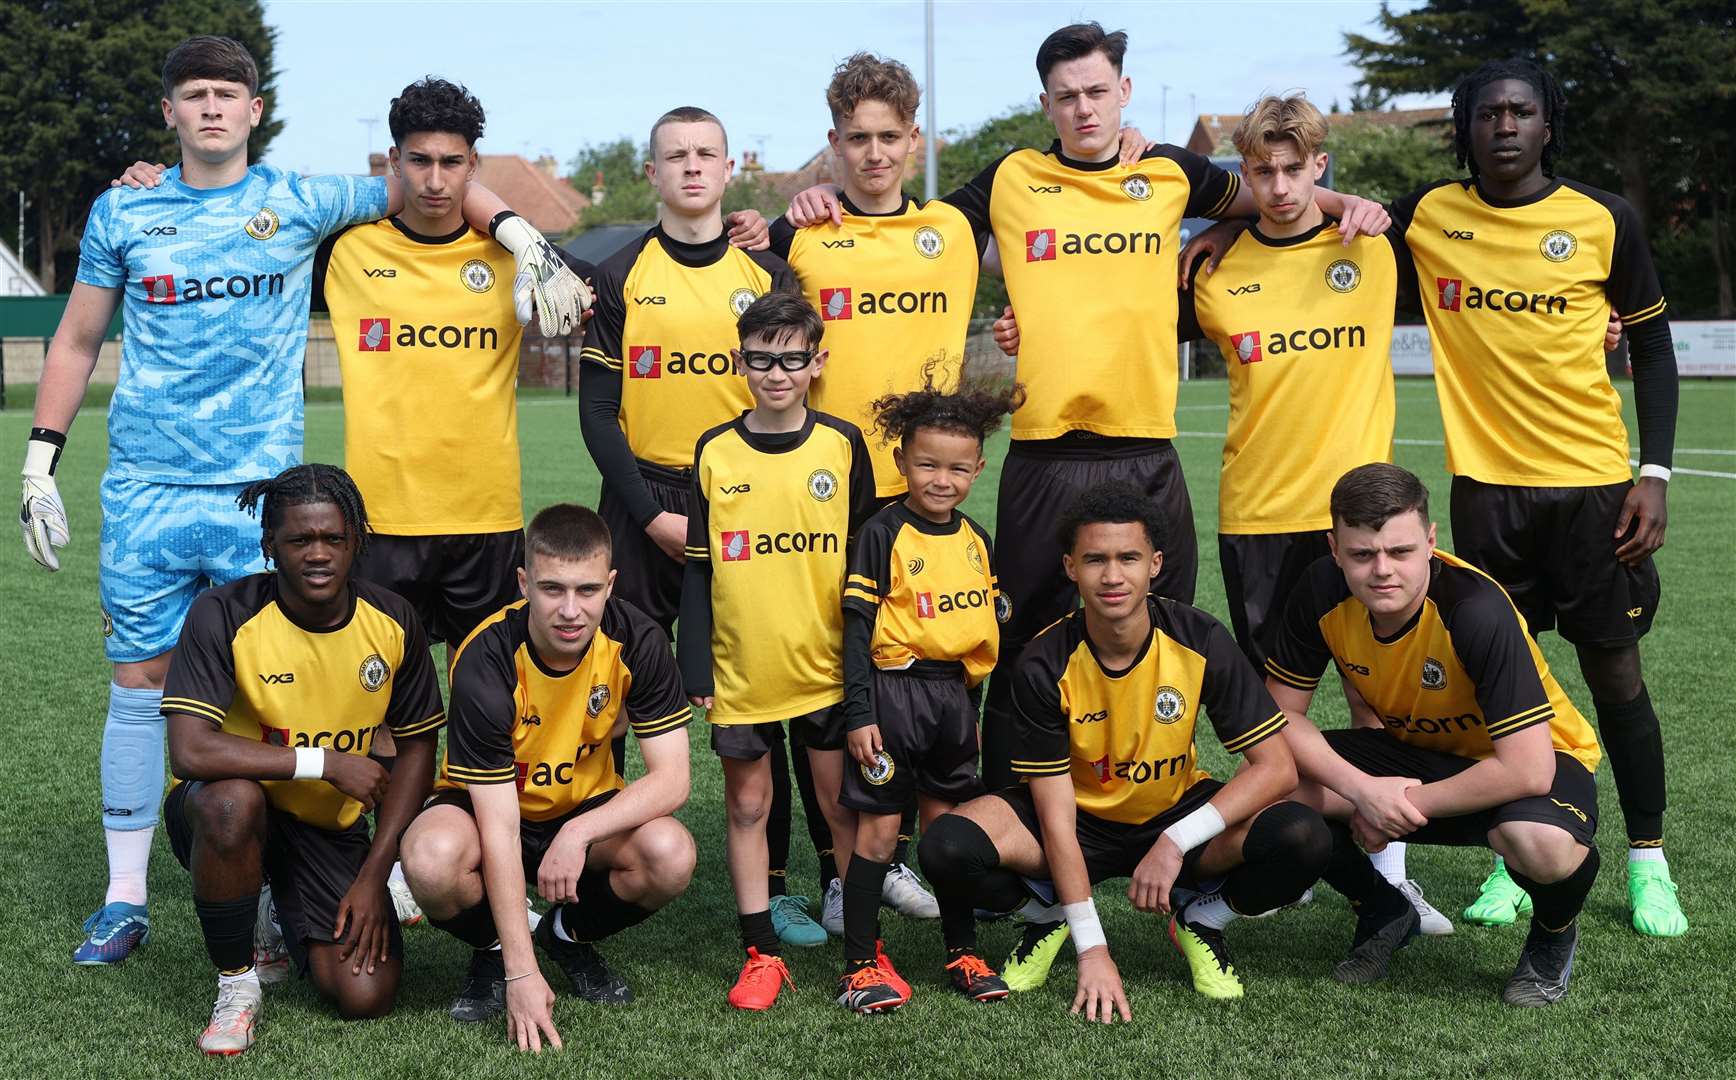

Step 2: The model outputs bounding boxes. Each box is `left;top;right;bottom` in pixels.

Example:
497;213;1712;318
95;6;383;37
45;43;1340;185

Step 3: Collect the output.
832;369;1023;1012
159;463;443;1054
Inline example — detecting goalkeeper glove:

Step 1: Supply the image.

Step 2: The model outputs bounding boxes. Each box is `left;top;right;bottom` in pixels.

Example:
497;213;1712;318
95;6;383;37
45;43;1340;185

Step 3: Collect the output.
492;213;592;335
20;429;70;571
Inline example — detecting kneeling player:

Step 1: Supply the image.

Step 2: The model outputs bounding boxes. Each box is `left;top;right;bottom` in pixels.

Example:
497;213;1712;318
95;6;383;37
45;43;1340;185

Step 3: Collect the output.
834;373;1025;1012
400;504;694;1052
161;465;445;1054
920;482;1330;1015
1265;464;1601;1006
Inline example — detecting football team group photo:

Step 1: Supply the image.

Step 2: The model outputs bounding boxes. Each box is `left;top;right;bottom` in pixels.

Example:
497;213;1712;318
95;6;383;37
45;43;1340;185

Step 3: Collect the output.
6;1;1731;1074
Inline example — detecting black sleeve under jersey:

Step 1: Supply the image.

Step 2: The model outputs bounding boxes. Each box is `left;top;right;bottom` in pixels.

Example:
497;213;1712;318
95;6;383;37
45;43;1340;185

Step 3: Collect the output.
1383;227;1421;316
1146;145;1241;220
377;596;445;739
842;511;896;620
842;608;877;732
1176;263;1204;343
1591;186;1677;470
937;153;1006;247
309;232;338;315
1440;583;1554;741
767;215;797;261
578;362;660;527
444;626;522;785
676;457;715;697
618;610;691;740
845;422;877;540
1188;610;1287;754
1007;633;1072;778
1263;557;1343;692
160;591;238;727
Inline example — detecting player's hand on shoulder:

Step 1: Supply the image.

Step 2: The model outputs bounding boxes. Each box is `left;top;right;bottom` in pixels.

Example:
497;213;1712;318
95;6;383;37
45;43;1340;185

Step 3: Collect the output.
20;436;69;571
646;512;688;564
1615;477;1667;564
333;874;392;975
1179;219;1247;287
506;972;563;1053
1117;126;1155;165
1334;195;1391;243
1072;946;1132;1024
537;827;589;904
725;210;771;251
992;305;1020;357
111;161;168;190
322;752;389;812
1128;835;1183;914
787;184;844;228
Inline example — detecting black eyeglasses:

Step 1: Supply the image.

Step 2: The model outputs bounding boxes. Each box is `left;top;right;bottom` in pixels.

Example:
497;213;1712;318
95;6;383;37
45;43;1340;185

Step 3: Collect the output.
739;349;816;372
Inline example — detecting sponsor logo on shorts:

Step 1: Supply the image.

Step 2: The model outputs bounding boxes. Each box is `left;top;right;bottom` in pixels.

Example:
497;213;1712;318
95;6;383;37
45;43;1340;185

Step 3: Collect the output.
460;258;496;292
1539;230;1577;262
861;750;896;786
1325;259;1361;293
1420;657;1446;691
1153;685;1186;724
359;653;389;692
1550;797;1588;823
101;610;113;638
808;469;838;502
244;207;280;240
587;684;610;718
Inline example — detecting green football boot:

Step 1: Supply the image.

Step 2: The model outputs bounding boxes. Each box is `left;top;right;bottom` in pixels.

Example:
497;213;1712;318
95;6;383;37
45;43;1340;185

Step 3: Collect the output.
1628;860;1688;937
1002;919;1069;992
1464;858;1532;927
1168;909;1244;1000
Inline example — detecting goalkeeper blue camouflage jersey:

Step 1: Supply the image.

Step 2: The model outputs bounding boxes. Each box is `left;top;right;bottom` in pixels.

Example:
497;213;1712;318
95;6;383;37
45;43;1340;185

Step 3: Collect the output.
76;164;389;485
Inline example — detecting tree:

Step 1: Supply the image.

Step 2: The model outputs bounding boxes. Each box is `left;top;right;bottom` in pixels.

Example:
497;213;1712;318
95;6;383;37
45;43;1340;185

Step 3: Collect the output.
1327;120;1457;205
0;0;282;292
1345;0;1736;315
566;137;658;227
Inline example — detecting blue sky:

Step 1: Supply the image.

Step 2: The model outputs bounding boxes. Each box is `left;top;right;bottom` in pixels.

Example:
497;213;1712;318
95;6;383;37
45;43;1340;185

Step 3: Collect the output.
262;0;1437;176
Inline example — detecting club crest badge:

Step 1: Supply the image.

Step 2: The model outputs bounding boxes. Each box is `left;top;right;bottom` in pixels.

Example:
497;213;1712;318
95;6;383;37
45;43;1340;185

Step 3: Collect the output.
1421;657;1447;691
244;207;280;240
862;750;896;786
808;468;838;502
1121;174;1153;201
913;225;945;259
1325;259;1361;293
588;684;611;717
460;259;496;293
1540;230;1577;262
358;654;389;693
1153;685;1186;724
729;288;758;316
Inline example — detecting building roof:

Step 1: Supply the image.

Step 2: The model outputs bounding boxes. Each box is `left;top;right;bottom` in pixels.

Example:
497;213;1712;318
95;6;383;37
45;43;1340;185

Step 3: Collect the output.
561;223;653;270
1185;106;1451;156
1;239;45;297
750;133;940;203
367;152;590;236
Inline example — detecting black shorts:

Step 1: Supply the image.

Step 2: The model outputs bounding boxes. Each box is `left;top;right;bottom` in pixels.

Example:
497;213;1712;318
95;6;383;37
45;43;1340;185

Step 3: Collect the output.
1450;476;1660;647
355;530;524;646
710;705;845;760
1323;729;1598;847
598;459;690;635
166;781;404;972
424;787;621;883
839;665;983;815
1218;530;1332;667
992;778;1224;886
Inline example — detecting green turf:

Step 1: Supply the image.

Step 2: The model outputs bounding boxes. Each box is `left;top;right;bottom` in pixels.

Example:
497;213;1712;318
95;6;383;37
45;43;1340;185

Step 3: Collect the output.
2;378;1732;1077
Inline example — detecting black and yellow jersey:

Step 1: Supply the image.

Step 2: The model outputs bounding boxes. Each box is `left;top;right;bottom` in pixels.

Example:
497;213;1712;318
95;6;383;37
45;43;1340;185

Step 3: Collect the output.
946;141;1239;441
769;195;984;496
579;225;797;469
680;409;875;724
1265;549;1600;772
313;218;523;536
1181;219;1399;533
438;597;689;823
1391;178;1667;486
841;501;1002;686
161;575;445;831
1009;597;1285;825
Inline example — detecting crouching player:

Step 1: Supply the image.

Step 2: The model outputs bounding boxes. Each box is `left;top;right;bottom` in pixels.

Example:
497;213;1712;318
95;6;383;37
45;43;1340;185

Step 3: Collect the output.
834;373;1025;1013
920;482;1331;1014
161;465;444;1054
400;504;695;1052
1265;464;1601;1006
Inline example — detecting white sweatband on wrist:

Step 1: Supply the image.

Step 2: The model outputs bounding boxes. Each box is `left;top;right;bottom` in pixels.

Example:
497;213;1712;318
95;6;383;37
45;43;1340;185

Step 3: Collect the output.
1162;803;1226;854
1062;899;1107;954
293;747;325;781
1639;464;1671;482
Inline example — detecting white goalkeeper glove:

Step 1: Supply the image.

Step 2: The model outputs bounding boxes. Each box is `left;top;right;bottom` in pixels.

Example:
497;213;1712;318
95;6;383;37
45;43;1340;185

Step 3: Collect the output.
20;431;70;571
493;213;592;335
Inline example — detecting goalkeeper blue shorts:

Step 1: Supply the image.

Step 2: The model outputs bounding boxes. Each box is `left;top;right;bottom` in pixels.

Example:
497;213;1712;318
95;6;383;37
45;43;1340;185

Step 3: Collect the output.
98;475;265;663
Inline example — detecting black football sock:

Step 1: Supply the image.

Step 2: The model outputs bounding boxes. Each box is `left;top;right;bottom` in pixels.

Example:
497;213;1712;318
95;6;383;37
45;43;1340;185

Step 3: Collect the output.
767;737;793;897
1321;821;1408;920
1595;685;1666;846
918;814;1022;952
194;893;258;973
557;872;654;944
1510;846;1600;935
789;731;836;889
1221;802;1332;916
843;855;891;967
430;898;500;950
739;910;780;957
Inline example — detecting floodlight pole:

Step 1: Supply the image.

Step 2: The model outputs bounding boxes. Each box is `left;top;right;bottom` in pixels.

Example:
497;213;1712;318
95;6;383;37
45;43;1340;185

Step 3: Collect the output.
924;0;938;202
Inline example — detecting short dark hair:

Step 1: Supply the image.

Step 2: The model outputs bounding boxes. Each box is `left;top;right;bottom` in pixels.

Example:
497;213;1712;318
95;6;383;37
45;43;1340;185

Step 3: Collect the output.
1451;58;1566;179
237;463;370;560
1036;22;1128;87
163;35;260;98
650;105;728;156
1057;479;1164;553
525;504;612;568
1329;463;1431;531
869;359;1024;449
389;77;486;147
736;291;822;350
827;52;921;126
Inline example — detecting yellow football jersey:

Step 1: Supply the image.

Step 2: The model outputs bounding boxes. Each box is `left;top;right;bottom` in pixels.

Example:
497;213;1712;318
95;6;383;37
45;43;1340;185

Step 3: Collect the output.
580;226;796;468
315;218;523;535
842;502;1002;686
1392;178;1667;486
439;598;689;823
771;196;983;496
1266;549;1600;772
161;576;445;831
683;411;875;724
1184;221;1398;533
1010;597;1285;825
947;142;1240;441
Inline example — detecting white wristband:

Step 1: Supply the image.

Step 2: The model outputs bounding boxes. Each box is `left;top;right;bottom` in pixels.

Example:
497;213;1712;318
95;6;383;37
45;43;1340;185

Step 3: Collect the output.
292;746;325;781
1639;464;1671;482
1061;898;1107;954
1162;803;1226;854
